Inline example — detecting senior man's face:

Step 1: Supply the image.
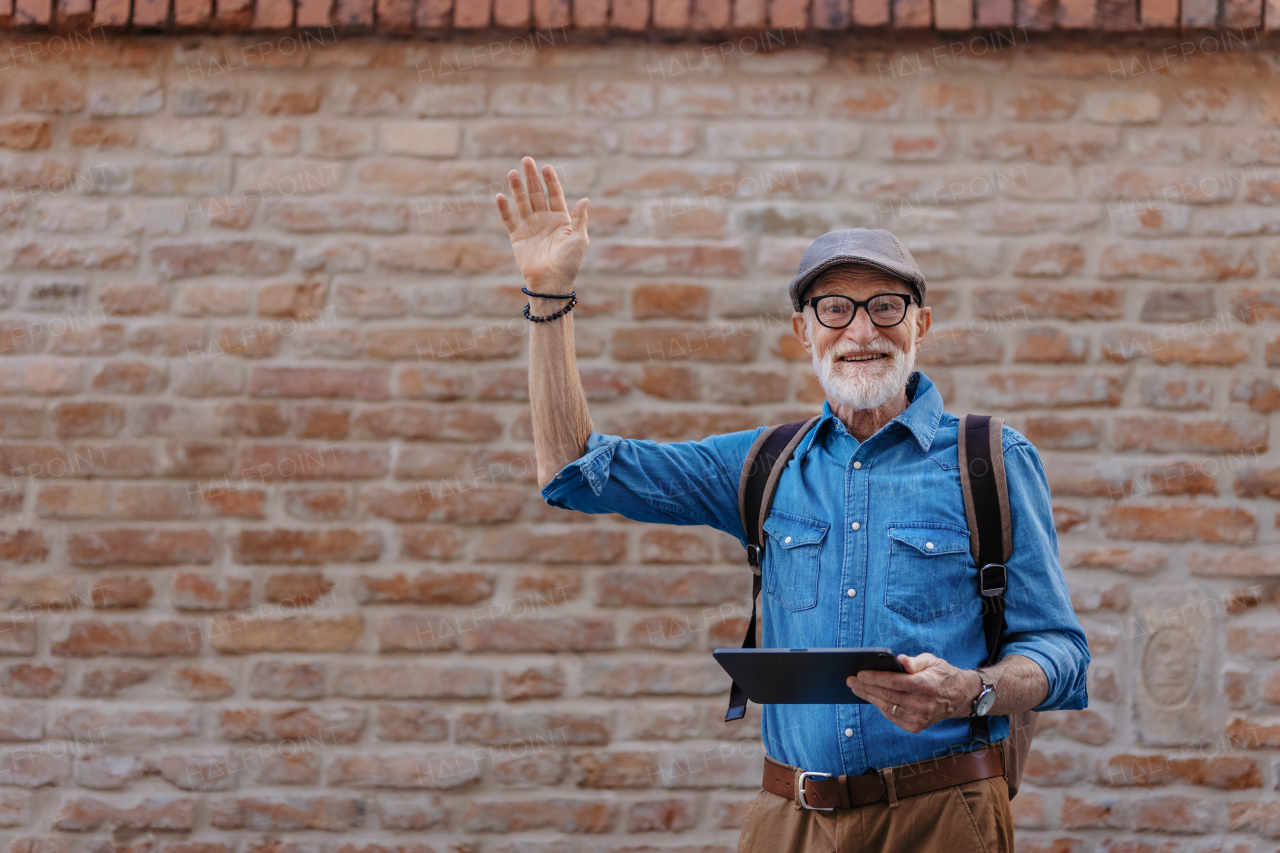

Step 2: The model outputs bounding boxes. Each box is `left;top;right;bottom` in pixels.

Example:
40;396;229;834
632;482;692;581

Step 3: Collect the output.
791;265;932;412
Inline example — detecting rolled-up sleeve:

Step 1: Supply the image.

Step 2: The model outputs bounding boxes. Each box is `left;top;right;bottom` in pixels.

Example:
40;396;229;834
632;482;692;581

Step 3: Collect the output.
541;427;765;543
997;434;1091;712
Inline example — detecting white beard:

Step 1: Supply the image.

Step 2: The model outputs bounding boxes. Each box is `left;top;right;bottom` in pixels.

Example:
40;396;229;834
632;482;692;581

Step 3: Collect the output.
812;334;917;412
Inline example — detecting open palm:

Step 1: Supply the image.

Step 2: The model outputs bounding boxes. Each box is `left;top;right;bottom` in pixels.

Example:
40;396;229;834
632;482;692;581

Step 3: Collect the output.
496;157;589;292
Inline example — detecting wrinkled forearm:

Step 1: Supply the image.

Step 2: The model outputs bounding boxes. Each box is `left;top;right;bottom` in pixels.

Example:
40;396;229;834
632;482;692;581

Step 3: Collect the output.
981;654;1049;716
529;291;593;489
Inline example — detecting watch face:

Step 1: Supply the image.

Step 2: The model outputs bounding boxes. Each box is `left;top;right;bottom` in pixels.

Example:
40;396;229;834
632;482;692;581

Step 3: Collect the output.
975;688;997;716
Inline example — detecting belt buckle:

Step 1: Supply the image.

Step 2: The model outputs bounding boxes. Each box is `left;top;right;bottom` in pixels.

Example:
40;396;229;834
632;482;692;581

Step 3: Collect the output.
797;770;834;811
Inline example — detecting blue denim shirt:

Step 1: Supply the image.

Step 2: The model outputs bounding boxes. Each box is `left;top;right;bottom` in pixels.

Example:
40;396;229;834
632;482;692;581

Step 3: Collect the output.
542;370;1089;775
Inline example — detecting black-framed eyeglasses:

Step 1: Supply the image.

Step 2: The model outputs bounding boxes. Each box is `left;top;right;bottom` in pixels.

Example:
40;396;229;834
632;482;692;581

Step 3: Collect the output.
804;293;915;329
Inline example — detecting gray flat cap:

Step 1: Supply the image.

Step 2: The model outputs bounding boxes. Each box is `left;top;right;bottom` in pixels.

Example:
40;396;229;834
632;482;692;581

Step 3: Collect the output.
788;228;927;312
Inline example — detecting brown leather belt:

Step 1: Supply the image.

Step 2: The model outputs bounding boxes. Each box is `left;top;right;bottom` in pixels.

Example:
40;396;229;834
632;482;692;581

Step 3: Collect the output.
762;744;1006;811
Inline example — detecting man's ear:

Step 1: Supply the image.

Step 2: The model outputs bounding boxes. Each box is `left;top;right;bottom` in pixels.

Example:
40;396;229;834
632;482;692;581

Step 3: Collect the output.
913;305;931;349
791;311;813;355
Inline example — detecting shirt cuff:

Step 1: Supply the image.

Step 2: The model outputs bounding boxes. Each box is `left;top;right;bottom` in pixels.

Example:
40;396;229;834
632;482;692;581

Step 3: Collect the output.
540;432;622;504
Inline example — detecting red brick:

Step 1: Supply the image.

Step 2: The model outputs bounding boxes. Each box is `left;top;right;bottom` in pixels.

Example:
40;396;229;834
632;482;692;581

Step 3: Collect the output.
249;367;389;400
235;445;388;480
1100;505;1256;544
372;704;449;741
171;572;252;610
36;483;109;519
1023;748;1093;786
477;529;627;563
52;401;124;437
1133;794;1211;833
1065;547;1163;575
594;243;744;275
977;373;1122;409
1099;242;1257;281
50;620;200;657
1112;415;1268;453
626;796;697;830
1228;800;1280;836
54;796;194;831
638;529;714;563
231;529;381;564
216;704;362;741
460;617;616;652
210;795;361;830
363;485;523;523
152;241;293;279
67;528;215;567
352;406;502;441
632;283;710;320
500;665;566;701
210;614;364;653
335;663;490;699
356;569;493;604
90;574;155;609
1102;753;1261;789
370;327;522;361
1;663;66;698
248;661;326;700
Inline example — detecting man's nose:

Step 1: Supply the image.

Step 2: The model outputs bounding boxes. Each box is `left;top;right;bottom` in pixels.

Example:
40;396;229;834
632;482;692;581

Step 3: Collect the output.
841;308;882;345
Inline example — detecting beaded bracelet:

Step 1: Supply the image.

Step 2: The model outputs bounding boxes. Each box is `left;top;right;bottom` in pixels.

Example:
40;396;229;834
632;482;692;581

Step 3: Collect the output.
524;292;578;322
521;286;574;299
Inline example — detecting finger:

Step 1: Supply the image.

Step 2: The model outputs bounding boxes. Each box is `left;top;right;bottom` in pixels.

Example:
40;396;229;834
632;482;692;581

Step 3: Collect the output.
523;156;547;213
508;169;533;218
570;197;589;243
858;669;930;694
865;696;915;731
544;164;568;214
849;677;923;709
901;653;939;674
495;193;518;235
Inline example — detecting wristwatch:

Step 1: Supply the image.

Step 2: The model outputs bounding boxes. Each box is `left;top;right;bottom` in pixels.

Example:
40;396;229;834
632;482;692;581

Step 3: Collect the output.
969;670;996;717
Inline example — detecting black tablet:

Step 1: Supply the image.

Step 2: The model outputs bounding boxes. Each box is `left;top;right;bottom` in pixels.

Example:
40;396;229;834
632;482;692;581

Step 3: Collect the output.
712;648;905;705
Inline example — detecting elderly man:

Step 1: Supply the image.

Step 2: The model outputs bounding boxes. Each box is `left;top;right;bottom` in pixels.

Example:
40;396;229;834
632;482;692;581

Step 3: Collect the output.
496;157;1089;853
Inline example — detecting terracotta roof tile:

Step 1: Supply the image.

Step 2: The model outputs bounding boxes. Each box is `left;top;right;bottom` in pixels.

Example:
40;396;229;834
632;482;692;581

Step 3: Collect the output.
1098;0;1138;29
692;0;732;27
534;0;570;26
0;0;1261;33
15;0;52;24
1140;0;1175;25
574;0;607;25
852;0;889;25
892;0;931;27
734;0;768;26
493;0;529;26
934;0;972;30
174;0;212;26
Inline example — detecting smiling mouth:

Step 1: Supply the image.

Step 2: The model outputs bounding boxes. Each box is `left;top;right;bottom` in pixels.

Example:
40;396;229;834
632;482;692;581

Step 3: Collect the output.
838;353;890;362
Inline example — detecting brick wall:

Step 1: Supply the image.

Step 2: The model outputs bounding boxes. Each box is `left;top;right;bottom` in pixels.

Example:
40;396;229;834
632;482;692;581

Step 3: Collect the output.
0;27;1278;853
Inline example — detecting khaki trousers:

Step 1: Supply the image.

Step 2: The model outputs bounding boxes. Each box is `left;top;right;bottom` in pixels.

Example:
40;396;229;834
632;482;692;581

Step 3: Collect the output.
736;774;1014;853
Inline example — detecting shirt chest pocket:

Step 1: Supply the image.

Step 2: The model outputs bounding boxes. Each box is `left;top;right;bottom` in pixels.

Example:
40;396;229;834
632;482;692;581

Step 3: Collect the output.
762;511;829;612
885;523;972;623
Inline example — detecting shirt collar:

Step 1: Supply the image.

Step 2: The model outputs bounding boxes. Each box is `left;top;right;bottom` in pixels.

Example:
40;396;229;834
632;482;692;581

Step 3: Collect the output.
794;370;943;458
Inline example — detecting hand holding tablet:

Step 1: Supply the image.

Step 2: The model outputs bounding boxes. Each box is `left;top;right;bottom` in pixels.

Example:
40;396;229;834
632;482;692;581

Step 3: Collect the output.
713;648;906;705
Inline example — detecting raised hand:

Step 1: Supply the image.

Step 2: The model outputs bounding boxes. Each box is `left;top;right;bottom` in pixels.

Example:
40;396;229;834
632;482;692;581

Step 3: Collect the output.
495;157;589;294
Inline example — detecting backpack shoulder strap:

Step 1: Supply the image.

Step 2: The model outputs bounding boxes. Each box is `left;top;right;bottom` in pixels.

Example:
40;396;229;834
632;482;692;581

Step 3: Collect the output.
724;416;820;722
957;413;1014;748
957;413;1012;667
737;416;822;573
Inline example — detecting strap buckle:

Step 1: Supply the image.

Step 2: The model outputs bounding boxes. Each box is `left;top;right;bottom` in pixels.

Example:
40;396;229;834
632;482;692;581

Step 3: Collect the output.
979;563;1006;597
746;543;762;571
797;771;834;811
